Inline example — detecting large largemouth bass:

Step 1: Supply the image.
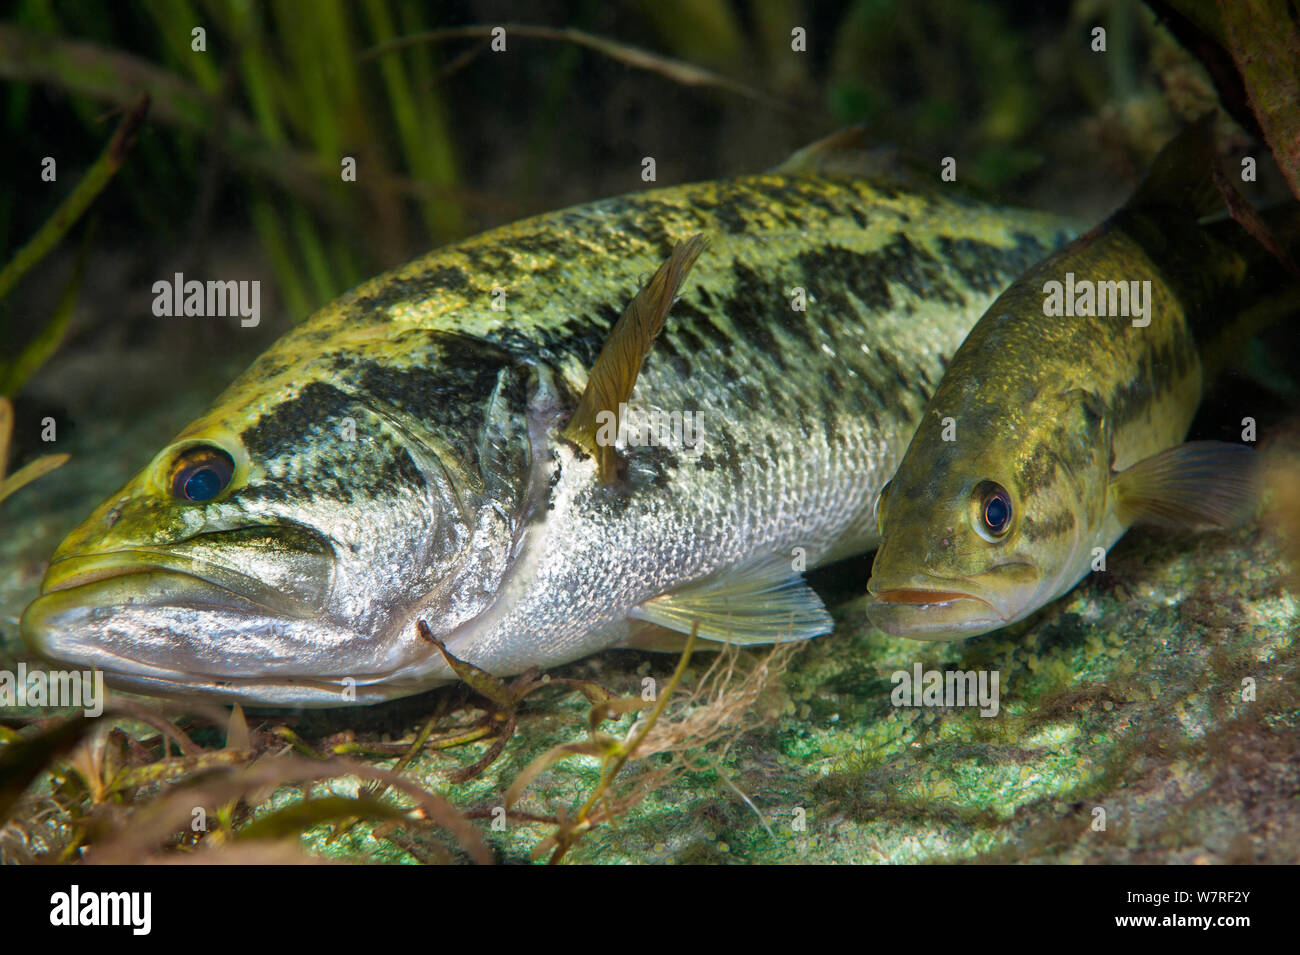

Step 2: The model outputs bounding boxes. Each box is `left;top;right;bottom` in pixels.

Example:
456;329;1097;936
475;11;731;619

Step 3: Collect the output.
21;133;1075;704
867;120;1295;639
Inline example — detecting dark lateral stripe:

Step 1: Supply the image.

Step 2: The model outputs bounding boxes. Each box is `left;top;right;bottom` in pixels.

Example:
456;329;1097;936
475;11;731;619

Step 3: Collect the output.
939;236;1034;295
1106;325;1198;431
1019;509;1076;542
796;237;972;312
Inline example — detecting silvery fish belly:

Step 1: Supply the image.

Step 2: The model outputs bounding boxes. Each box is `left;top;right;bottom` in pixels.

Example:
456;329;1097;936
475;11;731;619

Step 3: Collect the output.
20;157;1075;705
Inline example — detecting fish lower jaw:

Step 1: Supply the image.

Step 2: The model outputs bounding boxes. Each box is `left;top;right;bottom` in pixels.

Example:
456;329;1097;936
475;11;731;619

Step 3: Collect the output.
20;575;445;707
95;668;445;707
20;615;446;707
38;550;322;619
864;589;1007;641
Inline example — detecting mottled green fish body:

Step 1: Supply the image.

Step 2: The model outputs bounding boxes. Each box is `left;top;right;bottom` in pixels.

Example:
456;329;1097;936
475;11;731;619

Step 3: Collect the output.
868;121;1289;640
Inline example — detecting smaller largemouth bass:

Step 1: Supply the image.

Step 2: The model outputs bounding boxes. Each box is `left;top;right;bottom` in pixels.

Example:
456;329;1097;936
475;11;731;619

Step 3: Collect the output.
867;120;1294;639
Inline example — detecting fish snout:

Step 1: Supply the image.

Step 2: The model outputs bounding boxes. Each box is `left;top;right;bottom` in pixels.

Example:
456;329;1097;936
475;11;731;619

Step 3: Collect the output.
16;525;439;704
865;584;1006;640
864;563;1039;640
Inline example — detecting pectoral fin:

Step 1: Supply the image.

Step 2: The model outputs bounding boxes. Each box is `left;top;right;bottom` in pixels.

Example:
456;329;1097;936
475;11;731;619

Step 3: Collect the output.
613;621;700;654
561;234;708;484
629;555;832;646
1113;441;1259;530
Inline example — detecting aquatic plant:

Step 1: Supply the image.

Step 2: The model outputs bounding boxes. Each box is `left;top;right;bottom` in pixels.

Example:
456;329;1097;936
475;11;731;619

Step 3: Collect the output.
0;94;153;506
1;4;783;322
503;626;796;862
0;93;148;416
0;398;67;506
0;699;487;863
0;620;794;864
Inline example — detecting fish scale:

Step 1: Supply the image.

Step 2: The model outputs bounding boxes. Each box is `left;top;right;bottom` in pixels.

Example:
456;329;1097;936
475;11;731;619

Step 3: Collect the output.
22;159;1077;704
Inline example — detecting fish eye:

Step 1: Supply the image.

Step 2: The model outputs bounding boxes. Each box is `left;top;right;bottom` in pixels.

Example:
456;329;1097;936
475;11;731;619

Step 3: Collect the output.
874;480;892;534
169;445;235;503
972;480;1013;542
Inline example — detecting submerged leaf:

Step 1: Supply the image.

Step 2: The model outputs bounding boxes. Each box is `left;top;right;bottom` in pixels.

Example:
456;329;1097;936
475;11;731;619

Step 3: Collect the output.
0;453;70;506
226;704;250;752
236;795;410;841
0;397;11;483
417;619;515;706
0;717;94;825
0;223;88;397
0;94;147;308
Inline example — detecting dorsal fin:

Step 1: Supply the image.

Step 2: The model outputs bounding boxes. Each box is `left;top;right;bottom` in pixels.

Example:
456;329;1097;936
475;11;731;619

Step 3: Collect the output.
772;124;932;185
772;124;1012;202
773;124;876;177
560;233;707;484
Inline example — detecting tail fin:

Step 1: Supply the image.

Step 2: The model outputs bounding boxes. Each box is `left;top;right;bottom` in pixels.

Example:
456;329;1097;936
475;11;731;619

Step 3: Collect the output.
1199;200;1300;378
1120;116;1300;373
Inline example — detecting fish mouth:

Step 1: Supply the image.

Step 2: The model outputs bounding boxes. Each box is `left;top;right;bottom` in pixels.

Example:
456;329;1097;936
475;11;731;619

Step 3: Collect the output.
18;539;419;705
865;557;1041;640
866;586;1007;640
37;549;317;616
20;562;428;706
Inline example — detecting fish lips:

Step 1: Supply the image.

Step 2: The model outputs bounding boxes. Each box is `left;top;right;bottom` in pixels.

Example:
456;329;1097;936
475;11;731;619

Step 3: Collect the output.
865;556;1042;640
19;551;425;705
865;560;1046;640
865;587;1008;640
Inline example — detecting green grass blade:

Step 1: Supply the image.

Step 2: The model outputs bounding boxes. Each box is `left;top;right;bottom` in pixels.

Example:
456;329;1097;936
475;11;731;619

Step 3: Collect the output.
0;94;147;305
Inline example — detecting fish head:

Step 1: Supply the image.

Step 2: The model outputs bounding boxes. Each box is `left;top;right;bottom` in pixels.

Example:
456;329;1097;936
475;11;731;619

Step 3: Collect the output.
867;384;1111;640
21;338;545;705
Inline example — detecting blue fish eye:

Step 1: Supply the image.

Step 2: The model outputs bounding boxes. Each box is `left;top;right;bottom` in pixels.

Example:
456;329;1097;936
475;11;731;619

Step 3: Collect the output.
974;481;1013;541
185;467;223;501
984;495;1009;528
169;445;235;503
